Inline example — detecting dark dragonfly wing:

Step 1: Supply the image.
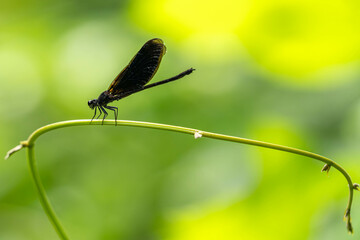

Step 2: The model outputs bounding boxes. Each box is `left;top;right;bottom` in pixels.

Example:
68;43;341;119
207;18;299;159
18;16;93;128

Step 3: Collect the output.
107;38;166;95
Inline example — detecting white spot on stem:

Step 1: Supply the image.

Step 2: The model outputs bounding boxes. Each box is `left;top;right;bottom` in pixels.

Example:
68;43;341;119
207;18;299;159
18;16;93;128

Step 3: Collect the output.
194;131;203;139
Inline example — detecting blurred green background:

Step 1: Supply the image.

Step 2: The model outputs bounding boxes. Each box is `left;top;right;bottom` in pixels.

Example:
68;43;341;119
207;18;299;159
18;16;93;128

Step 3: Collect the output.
1;0;360;239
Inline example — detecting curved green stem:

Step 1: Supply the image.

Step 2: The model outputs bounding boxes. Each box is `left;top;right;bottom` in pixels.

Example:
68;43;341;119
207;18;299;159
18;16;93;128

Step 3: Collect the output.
27;145;69;240
5;119;357;238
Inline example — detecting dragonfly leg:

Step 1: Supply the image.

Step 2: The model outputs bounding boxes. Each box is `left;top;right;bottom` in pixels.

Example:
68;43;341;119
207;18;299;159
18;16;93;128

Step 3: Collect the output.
96;106;103;120
90;107;97;124
99;106;108;125
104;106;118;126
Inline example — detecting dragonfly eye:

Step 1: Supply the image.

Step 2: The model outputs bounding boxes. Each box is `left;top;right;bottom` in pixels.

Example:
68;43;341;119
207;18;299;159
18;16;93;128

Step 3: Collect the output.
88;99;97;109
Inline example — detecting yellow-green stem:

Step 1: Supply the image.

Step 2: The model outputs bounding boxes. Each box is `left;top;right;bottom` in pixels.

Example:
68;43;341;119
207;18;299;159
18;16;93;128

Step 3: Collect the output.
27;145;69;240
6;119;356;239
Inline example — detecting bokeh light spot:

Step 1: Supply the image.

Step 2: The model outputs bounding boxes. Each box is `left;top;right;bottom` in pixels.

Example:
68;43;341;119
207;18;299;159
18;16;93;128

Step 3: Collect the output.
130;0;249;37
238;0;360;86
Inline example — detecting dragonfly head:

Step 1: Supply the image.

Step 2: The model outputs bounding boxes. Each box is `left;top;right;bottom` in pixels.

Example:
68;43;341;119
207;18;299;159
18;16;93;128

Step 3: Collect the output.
88;99;98;109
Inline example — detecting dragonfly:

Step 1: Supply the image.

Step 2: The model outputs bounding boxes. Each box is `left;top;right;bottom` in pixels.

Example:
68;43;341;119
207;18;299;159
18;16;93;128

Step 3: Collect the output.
88;38;194;125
